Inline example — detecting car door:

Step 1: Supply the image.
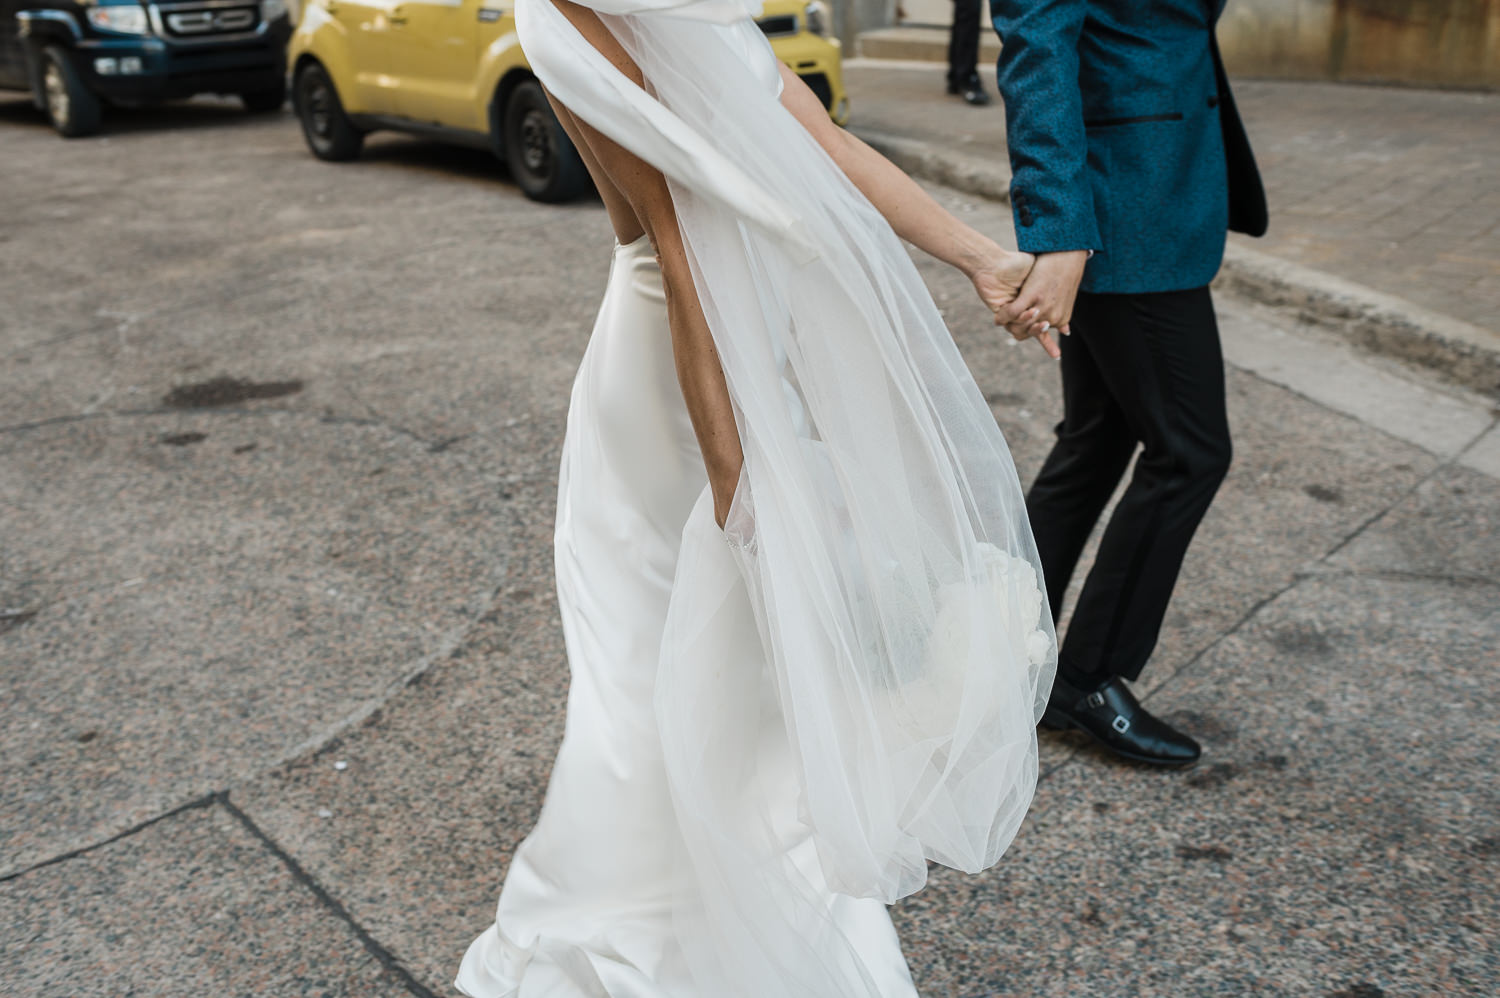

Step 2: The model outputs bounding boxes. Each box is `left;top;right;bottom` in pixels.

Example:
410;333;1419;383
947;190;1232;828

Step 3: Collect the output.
325;0;402;113
384;0;480;130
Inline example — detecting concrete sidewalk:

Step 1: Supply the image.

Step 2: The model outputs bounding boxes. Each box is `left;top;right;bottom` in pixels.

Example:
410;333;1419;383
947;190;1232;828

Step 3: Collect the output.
843;60;1500;396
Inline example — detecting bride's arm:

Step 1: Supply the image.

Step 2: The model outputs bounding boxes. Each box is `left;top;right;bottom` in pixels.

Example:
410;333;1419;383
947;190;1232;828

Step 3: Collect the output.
778;65;1058;357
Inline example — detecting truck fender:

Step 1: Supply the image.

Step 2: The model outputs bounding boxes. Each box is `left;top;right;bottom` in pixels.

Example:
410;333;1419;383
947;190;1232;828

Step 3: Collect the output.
290;4;365;114
476;31;528;156
16;8;82;40
15;12;82;112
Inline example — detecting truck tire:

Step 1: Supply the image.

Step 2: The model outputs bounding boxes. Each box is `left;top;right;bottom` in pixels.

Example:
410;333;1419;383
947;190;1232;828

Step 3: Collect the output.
503;80;588;203
40;46;102;138
241;82;287;113
294;62;363;161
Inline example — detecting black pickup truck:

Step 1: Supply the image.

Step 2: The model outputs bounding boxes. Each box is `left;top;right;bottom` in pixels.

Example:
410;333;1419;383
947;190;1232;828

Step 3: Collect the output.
1;0;291;136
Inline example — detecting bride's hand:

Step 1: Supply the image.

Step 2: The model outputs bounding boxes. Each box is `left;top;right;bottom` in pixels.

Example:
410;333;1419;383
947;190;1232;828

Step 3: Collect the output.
707;455;744;530
971;248;1033;311
712;474;737;529
970;249;1060;359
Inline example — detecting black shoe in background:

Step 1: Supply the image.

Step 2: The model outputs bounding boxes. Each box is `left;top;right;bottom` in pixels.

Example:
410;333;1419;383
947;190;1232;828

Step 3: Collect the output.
1041;676;1201;767
946;75;992;106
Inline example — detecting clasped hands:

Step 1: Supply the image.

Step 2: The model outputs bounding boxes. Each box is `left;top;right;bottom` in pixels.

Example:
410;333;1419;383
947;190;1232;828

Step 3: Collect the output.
970;249;1091;359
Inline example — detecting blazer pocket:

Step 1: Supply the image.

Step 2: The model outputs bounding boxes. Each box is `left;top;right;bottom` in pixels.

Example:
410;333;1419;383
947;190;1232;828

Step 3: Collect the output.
1083;112;1185;129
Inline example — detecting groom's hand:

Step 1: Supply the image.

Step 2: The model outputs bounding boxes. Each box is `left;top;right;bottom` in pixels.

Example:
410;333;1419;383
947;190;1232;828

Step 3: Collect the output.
999;250;1089;343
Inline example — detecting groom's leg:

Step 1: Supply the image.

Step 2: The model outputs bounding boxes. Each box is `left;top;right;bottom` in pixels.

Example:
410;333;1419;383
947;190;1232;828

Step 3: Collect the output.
1025;298;1138;624
1057;286;1231;686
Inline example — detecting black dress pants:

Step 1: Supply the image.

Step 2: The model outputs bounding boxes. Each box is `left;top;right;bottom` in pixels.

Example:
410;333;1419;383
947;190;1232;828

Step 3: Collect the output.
947;0;982;89
1026;287;1232;688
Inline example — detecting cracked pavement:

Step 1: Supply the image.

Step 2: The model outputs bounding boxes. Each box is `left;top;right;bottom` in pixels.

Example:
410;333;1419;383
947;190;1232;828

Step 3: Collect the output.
1;93;1497;998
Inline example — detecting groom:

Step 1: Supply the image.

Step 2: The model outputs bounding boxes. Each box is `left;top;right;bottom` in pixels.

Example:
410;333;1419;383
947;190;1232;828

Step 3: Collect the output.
990;0;1267;765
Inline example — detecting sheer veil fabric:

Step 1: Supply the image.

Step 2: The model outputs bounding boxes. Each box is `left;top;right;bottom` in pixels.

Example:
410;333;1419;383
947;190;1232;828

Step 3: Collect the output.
458;0;1057;994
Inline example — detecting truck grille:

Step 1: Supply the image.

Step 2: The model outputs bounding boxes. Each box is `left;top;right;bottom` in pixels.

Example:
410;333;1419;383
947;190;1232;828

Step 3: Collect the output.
156;2;262;39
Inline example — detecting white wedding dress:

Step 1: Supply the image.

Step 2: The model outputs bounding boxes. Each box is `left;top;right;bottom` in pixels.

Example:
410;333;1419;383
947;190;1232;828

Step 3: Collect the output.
456;1;1057;995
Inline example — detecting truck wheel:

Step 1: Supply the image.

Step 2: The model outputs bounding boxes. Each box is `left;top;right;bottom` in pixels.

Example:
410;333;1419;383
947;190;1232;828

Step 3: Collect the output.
40;46;102;138
295;62;363;161
241;82;287;113
503;80;588;203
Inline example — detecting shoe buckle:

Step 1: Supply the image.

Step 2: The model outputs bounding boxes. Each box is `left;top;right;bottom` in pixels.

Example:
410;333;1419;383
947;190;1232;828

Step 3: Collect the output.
1111;715;1131;734
1085;692;1106;709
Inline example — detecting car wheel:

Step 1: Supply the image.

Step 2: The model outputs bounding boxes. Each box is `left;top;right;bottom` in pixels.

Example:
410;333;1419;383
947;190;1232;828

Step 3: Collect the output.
40;46;102;138
241;82;287;113
295;62;363;161
503;79;588;203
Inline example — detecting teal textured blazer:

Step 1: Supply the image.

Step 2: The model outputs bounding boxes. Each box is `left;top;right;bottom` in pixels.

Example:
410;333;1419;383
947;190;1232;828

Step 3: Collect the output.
990;0;1268;294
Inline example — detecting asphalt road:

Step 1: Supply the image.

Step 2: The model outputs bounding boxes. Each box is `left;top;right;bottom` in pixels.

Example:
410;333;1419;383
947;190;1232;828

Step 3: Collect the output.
2;96;1497;997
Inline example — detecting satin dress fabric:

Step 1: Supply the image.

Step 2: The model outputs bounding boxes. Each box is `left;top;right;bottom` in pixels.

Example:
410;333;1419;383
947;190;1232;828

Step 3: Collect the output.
455;238;920;998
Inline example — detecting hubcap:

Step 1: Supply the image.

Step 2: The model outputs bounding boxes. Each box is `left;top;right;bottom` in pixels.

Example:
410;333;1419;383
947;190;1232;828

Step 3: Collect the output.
44;61;69;127
303;77;332;139
520;108;553;176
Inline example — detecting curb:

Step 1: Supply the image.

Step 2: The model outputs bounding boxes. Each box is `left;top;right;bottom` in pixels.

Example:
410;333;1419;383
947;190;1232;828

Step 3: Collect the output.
854;26;1001;63
855;127;1500;400
1215;245;1500;399
857;129;1013;204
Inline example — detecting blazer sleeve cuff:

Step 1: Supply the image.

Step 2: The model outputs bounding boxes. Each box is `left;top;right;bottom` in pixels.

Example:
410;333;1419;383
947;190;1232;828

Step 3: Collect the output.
1012;214;1102;257
1009;182;1101;256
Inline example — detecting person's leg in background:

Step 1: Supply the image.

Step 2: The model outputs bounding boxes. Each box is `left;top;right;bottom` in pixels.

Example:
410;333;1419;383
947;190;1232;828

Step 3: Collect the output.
946;0;989;105
1032;287;1232;767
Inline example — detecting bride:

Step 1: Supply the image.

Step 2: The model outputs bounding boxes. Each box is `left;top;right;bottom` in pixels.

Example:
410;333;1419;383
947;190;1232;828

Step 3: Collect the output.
457;0;1060;994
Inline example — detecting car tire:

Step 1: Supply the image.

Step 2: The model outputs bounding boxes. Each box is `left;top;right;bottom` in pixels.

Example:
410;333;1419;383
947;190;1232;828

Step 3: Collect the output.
241;82;287;113
294;62;363;161
502;79;588;203
40;46;102;138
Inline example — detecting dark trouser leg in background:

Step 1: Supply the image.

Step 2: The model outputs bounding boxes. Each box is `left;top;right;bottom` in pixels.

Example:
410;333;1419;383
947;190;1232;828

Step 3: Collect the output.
1027;287;1232;690
946;0;981;90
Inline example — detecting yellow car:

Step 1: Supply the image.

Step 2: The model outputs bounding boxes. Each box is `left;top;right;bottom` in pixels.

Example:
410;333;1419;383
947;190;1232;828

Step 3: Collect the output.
288;0;848;201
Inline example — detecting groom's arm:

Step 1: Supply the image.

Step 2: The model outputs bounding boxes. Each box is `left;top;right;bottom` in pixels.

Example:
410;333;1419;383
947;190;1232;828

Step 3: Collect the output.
991;0;1100;256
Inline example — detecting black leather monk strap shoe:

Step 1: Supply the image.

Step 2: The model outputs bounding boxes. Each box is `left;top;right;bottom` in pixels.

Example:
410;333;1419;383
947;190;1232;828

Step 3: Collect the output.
1041;676;1201;768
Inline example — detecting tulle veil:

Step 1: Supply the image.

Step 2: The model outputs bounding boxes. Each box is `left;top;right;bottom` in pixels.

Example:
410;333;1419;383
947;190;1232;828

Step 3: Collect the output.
514;0;1058;993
